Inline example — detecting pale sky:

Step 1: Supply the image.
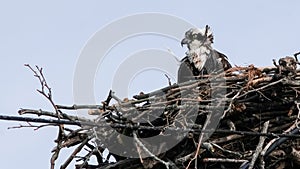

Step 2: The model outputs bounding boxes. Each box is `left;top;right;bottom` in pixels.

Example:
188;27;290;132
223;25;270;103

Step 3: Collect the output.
1;1;300;168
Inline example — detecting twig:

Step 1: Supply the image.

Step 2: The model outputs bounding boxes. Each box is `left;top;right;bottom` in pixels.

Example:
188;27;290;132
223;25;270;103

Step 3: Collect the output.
51;130;63;169
25;64;65;169
237;78;284;99
60;137;90;169
202;158;248;163
18;108;83;121
210;142;242;158
8;122;56;130
133;132;170;169
0;114;81;126
248;120;269;169
221;88;242;119
3;114;300;138
186;112;212;169
56;104;103;110
165;74;172;86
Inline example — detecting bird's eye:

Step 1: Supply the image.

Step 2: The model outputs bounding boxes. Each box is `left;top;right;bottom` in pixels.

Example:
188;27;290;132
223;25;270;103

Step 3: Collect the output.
196;33;205;40
189;34;197;39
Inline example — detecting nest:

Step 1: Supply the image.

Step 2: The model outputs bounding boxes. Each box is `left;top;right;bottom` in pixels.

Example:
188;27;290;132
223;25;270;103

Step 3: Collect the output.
10;57;300;169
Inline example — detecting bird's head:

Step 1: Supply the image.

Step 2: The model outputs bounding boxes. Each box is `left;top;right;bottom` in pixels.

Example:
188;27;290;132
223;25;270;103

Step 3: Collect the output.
181;25;214;50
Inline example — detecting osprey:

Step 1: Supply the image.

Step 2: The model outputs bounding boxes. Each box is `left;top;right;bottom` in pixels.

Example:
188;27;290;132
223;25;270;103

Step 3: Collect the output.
178;25;231;83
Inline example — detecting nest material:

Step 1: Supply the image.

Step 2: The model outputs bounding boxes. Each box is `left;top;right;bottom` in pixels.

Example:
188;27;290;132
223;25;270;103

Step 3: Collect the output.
17;59;300;169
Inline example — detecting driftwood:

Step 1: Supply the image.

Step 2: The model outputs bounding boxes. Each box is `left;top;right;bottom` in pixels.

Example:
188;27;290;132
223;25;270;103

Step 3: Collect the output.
2;57;300;169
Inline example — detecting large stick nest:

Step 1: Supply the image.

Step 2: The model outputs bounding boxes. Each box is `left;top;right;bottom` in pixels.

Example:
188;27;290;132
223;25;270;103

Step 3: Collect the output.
14;56;300;169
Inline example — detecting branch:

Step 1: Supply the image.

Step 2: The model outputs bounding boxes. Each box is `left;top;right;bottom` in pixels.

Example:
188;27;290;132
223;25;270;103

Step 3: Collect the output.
249;121;269;169
133;132;170;169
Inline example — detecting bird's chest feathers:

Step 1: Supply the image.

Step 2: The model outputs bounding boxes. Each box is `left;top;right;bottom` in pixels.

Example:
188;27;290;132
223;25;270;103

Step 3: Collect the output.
187;46;212;71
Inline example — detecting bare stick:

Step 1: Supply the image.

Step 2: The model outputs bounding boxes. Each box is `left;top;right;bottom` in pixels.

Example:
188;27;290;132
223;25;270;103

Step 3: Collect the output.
133;132;170;169
186;112;212;169
202;158;248;163
248;121;269;169
60;137;90;169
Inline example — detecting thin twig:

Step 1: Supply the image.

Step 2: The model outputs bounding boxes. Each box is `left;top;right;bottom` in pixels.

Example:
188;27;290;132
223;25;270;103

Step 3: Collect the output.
133;132;170;169
249;121;269;169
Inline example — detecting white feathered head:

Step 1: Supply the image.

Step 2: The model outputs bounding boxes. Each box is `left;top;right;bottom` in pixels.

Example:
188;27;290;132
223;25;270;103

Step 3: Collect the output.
181;25;214;50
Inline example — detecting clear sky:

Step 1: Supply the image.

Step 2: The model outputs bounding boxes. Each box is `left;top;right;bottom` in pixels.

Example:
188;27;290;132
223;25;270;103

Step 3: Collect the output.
1;1;300;168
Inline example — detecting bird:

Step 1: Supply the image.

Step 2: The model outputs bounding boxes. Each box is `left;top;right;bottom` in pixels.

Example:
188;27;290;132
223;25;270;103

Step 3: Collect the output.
273;56;299;77
178;25;231;83
175;26;232;162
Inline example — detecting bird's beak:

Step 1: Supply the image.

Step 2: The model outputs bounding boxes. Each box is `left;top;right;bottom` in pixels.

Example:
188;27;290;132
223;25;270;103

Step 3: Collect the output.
181;38;189;47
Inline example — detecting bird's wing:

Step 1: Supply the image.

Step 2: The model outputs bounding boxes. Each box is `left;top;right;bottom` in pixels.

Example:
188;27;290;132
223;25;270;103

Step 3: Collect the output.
215;50;232;71
177;57;199;83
